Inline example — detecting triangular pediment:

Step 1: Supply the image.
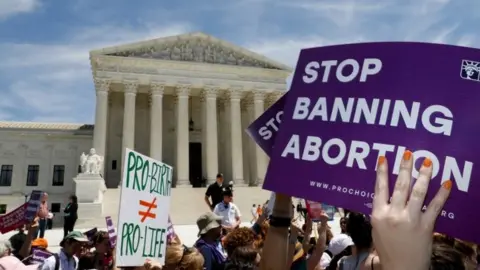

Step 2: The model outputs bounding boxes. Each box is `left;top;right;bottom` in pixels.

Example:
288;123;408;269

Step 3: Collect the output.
90;32;291;71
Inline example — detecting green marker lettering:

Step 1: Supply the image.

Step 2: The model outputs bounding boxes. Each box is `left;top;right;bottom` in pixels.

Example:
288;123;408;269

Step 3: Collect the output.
125;152;136;188
141;160;149;190
149;162;159;194
156;228;166;258
133;154;144;191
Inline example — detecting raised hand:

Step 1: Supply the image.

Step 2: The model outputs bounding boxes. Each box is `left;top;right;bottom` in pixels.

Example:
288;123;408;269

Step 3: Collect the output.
371;151;452;270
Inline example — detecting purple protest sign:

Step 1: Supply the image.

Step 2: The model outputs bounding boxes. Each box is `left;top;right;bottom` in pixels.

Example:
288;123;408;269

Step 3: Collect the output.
25;190;42;223
246;95;286;154
105;216;117;247
246;69;293;153
264;42;480;243
31;248;52;264
84;227;98;241
166;215;175;244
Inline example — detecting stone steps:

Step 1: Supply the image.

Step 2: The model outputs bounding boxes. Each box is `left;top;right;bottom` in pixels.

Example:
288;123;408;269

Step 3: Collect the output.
75;186;271;228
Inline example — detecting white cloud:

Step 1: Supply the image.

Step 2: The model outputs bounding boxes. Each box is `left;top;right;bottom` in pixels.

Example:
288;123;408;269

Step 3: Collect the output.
0;0;477;123
0;0;40;19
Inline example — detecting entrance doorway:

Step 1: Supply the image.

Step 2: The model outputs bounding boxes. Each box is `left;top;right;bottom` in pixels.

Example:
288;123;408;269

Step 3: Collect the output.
189;143;203;187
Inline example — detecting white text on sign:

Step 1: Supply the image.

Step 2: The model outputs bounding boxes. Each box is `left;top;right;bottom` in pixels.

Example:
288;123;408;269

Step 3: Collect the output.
303;58;382;83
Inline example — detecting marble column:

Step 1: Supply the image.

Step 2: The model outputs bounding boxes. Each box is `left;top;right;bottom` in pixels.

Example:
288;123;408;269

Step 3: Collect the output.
93;79;110;161
176;86;190;186
253;91;267;185
121;81;138;186
203;88;219;184
11;144;28;194
229;90;245;185
149;84;164;161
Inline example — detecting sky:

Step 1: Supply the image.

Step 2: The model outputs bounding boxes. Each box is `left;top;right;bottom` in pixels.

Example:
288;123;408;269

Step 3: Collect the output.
0;0;478;124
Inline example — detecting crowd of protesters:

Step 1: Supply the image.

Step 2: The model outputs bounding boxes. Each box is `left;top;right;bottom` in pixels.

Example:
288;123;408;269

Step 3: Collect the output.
0;153;479;269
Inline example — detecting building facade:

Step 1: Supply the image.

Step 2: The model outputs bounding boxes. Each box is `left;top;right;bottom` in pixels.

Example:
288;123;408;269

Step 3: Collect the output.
0;32;290;214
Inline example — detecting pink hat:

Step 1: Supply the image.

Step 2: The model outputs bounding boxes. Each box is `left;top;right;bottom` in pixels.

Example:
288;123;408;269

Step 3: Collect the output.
0;256;39;269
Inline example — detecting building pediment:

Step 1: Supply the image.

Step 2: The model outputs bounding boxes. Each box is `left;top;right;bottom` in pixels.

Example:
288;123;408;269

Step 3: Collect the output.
90;32;291;71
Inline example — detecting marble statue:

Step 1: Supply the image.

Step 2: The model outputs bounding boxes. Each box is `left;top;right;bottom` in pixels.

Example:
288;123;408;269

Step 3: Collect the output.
80;148;104;174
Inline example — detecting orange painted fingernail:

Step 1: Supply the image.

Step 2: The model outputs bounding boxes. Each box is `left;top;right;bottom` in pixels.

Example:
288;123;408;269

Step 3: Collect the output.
377;156;385;166
442;180;452;190
403;150;412;161
422;158;432;168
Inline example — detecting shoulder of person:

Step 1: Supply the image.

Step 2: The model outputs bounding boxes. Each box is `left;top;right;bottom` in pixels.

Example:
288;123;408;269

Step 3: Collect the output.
40;255;56;269
213;203;221;211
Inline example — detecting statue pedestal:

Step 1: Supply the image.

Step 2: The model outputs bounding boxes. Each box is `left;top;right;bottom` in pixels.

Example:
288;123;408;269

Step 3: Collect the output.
74;173;107;219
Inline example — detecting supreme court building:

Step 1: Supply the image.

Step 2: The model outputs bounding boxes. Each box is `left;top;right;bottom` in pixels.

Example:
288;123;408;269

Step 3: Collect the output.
0;32;291;211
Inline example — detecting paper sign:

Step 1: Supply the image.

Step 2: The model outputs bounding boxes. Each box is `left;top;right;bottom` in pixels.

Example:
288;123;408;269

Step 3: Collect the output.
116;149;173;267
263;42;480;243
106;216;117;247
0;204;27;233
305;201;335;221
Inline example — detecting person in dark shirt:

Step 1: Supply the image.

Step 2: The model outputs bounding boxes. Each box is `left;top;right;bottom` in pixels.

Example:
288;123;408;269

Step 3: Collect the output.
63;195;78;237
204;173;225;211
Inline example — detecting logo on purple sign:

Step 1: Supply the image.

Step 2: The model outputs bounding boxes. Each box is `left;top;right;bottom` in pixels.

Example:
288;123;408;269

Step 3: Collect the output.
260;42;480;244
461;60;480;82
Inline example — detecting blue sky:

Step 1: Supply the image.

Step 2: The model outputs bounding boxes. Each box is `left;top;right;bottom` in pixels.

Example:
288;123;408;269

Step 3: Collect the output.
0;0;478;123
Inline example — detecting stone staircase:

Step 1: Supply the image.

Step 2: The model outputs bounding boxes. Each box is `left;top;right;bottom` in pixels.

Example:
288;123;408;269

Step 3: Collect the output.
74;186;271;228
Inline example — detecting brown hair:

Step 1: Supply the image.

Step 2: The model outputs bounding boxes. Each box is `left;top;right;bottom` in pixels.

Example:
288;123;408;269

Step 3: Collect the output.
225;246;259;270
93;231;109;245
163;238;204;270
430;242;466;270
433;233;455;247
224;227;255;257
253;221;270;251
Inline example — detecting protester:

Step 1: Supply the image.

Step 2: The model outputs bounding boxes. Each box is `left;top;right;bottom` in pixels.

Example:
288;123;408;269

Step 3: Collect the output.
223;227;255;258
163;237;204;270
256;205;262;219
250;204;257;223
9;227;26;257
339;217;347;234
337;212;379;269
213;187;241;235
63;195;79;238
430;242;466;270
322;233;354;269
224;246;260;270
77;231;114;270
0;241;11;258
194;212;226;270
40;231;89;270
204;173;226;211
370;153;452;269
0;255;39;270
35;193;49;240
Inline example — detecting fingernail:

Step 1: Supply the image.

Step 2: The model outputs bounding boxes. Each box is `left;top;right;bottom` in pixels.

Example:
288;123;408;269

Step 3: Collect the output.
403;150;412;161
422;157;432;168
377;156;386;166
442;180;452;190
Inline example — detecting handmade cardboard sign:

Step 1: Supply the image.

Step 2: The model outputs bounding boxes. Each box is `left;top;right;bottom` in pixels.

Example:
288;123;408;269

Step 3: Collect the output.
116;149;173;267
261;42;480;243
